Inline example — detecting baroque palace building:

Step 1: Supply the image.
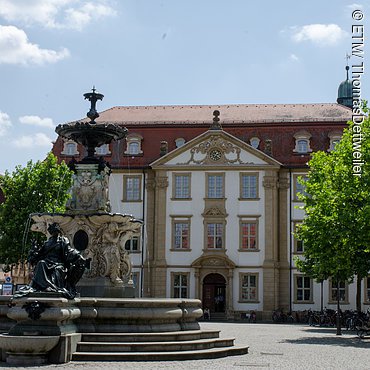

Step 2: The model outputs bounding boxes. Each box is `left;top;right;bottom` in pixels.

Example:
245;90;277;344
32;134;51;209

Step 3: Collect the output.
50;74;369;320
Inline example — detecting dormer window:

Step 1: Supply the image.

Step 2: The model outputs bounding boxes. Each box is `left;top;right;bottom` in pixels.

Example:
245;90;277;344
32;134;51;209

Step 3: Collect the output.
297;140;308;153
293;131;312;154
250;137;260;149
95;144;111;156
125;134;143;156
175;138;186;148
61;140;79;156
328;132;342;151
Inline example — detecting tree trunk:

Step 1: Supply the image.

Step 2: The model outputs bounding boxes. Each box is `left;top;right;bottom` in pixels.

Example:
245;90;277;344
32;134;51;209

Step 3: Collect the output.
356;274;362;312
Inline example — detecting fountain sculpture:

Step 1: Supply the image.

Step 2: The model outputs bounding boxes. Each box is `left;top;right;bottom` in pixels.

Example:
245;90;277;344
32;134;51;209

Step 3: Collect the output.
0;89;247;365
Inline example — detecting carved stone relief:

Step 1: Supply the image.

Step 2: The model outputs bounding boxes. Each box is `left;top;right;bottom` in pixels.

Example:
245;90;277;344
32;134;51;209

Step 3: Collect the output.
31;213;142;286
179;135;254;165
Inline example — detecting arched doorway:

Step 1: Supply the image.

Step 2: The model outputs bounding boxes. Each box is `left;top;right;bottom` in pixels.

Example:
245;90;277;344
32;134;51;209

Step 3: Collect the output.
202;273;226;313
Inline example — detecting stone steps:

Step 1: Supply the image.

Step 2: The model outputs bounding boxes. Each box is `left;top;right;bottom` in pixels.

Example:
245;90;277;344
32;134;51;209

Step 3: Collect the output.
72;330;249;361
80;329;220;342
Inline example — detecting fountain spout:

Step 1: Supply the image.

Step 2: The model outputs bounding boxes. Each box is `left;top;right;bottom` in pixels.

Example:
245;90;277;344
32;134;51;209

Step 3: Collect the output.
84;87;104;122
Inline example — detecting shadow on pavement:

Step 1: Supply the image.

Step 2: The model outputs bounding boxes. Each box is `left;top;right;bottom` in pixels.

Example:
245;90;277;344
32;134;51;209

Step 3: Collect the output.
281;335;370;349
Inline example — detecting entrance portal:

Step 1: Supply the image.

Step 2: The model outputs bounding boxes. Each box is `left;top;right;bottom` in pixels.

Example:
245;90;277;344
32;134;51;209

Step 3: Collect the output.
202;273;226;313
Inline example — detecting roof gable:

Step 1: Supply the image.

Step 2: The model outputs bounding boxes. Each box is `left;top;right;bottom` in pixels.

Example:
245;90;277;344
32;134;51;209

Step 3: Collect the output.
151;129;281;168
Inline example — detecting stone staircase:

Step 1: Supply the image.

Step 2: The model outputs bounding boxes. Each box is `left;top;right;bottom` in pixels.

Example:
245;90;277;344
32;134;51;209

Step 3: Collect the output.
72;330;249;361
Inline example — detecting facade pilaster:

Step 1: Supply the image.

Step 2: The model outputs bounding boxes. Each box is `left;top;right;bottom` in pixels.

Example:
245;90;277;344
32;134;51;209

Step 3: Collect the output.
262;170;279;318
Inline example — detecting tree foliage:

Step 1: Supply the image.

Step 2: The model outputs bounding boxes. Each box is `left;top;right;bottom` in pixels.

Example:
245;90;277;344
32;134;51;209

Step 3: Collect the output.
0;153;73;265
296;104;370;295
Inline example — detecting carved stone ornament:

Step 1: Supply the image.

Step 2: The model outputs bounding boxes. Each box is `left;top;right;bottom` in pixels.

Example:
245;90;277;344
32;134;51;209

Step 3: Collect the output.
155;177;169;188
31;213;142;286
263;176;277;189
66;163;111;213
202;207;227;217
206;258;224;266
22;301;49;320
181;135;254;165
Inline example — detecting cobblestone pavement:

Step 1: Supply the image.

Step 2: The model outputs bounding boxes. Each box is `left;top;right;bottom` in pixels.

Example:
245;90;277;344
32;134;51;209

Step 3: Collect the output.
1;322;369;370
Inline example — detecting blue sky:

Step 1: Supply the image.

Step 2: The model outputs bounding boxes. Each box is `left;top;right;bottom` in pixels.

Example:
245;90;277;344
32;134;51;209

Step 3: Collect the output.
0;0;368;174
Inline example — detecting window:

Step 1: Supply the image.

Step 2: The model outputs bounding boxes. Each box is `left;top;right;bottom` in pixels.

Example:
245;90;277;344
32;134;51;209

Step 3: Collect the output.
365;276;370;303
240;221;258;250
295;275;312;302
175;138;186;148
330;278;348;303
293;174;308;201
250;137;260;149
240;173;258;199
172;218;190;250
328;132;342;151
172;273;188;298
62;141;79;156
173;173;191;199
297;140;308;153
95;144;110;156
206;223;224;249
128;142;139;155
123;176;141;202
240;273;258;302
206;173;224;198
124;236;140;252
125;134;143;155
294;223;304;253
293;131;312;154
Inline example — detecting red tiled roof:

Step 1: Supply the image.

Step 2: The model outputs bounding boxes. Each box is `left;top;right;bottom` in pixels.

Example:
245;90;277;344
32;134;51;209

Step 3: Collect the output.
82;103;351;125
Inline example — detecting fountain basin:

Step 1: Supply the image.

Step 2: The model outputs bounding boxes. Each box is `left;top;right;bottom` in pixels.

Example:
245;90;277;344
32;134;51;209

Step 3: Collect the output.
0;334;60;365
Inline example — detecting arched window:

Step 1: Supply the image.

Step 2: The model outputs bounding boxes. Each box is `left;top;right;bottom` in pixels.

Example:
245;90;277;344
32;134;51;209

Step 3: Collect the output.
128;142;139;155
297;139;308;153
293;131;312;154
95;144;110;156
61;140;78;156
328;132;342;151
175;138;186;148
249;137;260;149
125;134;143;155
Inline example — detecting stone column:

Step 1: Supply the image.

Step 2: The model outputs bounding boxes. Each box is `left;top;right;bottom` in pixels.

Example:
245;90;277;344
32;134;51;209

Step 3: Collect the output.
278;170;290;311
262;171;279;319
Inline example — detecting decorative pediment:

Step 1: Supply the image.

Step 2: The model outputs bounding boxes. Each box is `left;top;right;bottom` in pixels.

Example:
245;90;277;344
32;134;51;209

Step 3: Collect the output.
191;254;236;269
181;135;251;165
202;206;228;217
150;129;282;168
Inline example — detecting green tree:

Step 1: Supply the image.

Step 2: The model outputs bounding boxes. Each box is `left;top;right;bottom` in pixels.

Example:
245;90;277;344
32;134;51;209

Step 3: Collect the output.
296;105;370;312
0;153;73;266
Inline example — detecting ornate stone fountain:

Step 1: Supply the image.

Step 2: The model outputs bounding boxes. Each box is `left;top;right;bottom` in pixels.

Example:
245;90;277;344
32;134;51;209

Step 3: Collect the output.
0;89;245;365
28;88;142;298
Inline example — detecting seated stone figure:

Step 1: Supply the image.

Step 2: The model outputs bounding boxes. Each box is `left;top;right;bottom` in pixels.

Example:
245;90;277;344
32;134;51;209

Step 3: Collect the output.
16;223;87;299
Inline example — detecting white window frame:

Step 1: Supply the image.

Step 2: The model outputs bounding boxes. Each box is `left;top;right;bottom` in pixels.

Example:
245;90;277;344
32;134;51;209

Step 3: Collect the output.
239;273;259;302
294;275;312;303
61;140;79;156
172;173;191;200
171;272;189;298
240;173;259;199
125;134;143;155
123;175;142;202
206;173;225;199
293;131;312;154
